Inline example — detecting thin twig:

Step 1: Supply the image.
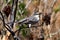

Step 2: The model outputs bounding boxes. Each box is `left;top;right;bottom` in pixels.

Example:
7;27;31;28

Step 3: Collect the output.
13;0;18;27
0;11;15;36
10;0;18;28
0;13;12;30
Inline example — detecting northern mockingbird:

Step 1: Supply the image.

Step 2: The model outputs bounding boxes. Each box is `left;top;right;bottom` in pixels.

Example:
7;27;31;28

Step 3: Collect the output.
18;11;42;28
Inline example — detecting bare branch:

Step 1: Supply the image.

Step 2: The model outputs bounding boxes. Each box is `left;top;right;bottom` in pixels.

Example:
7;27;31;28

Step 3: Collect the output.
25;0;32;9
0;11;15;36
9;0;18;28
51;0;57;7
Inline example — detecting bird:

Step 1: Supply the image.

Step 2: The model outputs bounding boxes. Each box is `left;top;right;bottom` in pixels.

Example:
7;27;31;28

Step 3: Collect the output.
18;11;42;28
26;12;40;24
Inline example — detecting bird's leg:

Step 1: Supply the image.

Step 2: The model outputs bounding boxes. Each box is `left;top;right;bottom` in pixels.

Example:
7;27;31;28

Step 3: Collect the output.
28;24;31;28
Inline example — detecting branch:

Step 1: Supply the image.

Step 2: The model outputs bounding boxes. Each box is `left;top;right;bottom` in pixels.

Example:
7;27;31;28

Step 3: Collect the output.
9;0;18;28
0;11;15;36
51;0;57;8
25;0;32;9
0;19;12;30
13;0;18;25
0;11;5;27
